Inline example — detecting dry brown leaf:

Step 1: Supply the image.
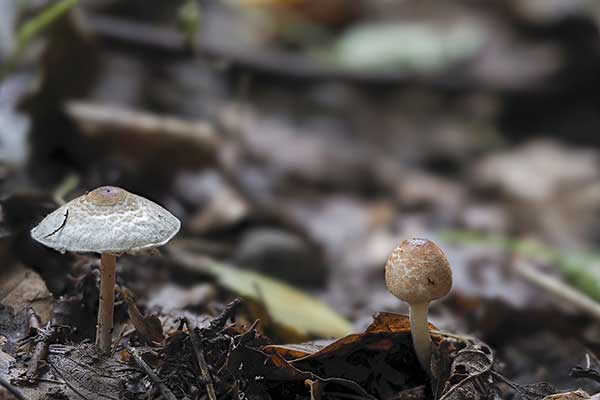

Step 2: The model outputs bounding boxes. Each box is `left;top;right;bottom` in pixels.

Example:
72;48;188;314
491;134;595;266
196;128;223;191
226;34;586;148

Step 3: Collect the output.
543;390;591;400
0;264;53;323
263;313;450;399
263;312;439;362
124;292;165;344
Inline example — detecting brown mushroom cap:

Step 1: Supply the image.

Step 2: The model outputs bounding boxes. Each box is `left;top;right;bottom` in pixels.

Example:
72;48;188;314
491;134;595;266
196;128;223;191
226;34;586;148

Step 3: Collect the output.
385;238;452;304
31;186;180;254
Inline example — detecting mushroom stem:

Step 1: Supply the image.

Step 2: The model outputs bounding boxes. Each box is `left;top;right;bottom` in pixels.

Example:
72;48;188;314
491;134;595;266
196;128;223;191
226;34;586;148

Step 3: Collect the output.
96;252;117;354
409;302;431;372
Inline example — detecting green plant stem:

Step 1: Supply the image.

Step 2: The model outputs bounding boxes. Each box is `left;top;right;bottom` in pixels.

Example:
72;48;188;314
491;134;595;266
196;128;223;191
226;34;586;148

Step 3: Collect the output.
0;0;79;81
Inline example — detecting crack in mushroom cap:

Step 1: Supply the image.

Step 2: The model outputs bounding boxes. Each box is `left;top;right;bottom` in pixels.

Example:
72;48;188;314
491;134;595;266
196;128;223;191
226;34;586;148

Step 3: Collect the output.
385;238;452;304
31;186;181;254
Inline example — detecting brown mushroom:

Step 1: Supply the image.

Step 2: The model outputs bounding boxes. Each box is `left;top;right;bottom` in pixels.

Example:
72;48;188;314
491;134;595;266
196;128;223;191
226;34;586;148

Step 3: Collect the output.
384;238;452;372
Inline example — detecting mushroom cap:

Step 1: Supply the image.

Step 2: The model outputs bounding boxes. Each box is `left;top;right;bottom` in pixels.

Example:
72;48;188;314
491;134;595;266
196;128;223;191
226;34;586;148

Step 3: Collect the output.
385;238;452;304
31;186;180;254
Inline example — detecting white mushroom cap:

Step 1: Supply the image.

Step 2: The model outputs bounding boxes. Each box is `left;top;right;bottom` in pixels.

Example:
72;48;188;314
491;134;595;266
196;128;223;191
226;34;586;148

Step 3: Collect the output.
31;186;181;254
385;238;452;304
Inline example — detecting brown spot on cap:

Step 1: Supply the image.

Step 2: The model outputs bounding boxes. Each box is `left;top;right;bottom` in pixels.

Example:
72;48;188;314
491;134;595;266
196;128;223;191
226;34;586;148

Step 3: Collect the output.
385;238;452;304
85;186;127;206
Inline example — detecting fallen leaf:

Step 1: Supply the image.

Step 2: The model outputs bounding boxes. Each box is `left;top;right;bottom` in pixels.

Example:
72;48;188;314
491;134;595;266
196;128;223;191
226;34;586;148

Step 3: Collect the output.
265;313;445;399
0;343;136;400
439;344;494;400
169;246;353;340
0;264;53;324
543;390;590;400
326;21;484;73
124;292;164;345
48;343;136;400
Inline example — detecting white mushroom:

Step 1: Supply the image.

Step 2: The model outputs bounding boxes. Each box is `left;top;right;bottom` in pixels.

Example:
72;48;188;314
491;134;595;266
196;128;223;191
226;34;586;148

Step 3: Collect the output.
384;238;452;372
31;186;180;354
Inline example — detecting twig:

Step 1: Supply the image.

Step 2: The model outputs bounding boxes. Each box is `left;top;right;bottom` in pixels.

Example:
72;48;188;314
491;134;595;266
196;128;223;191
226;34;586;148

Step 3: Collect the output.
209;299;241;332
184;318;218;400
490;371;553;398
514;259;600;320
36;377;65;384
0;376;27;400
14;323;58;385
126;345;177;400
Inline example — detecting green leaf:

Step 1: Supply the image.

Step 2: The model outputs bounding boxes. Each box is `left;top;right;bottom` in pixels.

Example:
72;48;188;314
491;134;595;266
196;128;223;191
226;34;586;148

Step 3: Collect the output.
321;22;483;73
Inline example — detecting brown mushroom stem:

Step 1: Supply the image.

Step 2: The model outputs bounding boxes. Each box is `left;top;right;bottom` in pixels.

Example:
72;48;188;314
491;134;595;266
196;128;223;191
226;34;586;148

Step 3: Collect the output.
96;253;117;354
409;302;431;372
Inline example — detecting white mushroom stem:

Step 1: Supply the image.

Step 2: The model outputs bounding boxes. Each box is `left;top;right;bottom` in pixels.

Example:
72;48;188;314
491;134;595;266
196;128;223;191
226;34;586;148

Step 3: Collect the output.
409;302;431;372
96;253;117;354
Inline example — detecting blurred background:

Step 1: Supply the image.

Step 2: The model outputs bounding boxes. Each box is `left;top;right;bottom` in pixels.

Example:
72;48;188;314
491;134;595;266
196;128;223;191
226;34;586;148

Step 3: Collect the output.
2;0;600;393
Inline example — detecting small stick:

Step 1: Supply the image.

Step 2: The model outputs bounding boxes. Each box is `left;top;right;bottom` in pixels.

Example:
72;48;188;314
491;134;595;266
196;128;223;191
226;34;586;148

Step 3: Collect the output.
0;376;27;400
209;299;241;332
126;345;177;400
184;318;217;400
24;324;57;384
12;323;57;386
514;258;600;320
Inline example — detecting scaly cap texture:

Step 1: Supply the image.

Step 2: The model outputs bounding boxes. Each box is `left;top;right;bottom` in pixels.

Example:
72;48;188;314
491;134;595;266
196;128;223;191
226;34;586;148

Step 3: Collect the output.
31;186;180;254
385;238;452;304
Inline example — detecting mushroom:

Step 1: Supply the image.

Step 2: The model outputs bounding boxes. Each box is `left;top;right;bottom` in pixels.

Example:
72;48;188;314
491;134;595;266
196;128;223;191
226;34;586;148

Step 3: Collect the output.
31;186;180;354
384;238;452;372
